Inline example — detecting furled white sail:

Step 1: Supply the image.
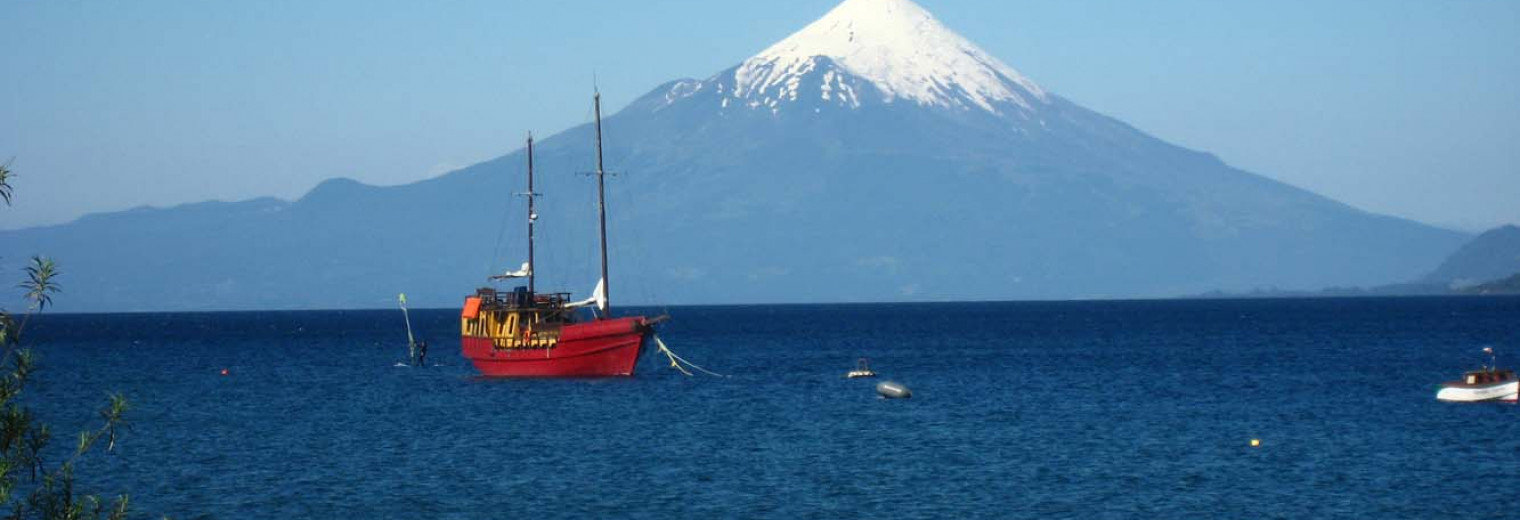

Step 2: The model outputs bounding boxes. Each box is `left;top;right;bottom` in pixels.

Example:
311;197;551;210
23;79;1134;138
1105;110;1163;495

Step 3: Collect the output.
567;278;607;312
489;262;533;280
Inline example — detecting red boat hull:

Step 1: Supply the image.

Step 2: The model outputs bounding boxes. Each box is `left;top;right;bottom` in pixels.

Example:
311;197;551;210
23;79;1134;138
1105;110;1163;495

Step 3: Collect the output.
461;317;650;377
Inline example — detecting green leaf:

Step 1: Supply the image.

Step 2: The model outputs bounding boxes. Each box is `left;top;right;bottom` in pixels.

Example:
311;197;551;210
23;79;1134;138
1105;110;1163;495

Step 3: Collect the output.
18;257;59;312
0;159;13;206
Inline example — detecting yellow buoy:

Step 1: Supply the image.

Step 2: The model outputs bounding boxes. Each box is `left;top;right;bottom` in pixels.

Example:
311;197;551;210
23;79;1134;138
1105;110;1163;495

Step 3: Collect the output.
1250;439;1261;447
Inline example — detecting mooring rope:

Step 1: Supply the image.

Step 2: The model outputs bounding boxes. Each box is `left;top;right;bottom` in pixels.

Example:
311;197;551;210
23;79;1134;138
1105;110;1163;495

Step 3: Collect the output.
654;335;728;378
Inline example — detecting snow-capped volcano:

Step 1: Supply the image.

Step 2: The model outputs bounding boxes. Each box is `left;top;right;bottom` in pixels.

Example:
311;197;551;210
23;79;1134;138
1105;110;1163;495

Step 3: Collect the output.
670;0;1048;115
0;0;1470;311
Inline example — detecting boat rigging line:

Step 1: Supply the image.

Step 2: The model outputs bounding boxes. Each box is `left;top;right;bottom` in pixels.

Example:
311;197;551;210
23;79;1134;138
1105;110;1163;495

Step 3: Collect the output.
654;335;728;378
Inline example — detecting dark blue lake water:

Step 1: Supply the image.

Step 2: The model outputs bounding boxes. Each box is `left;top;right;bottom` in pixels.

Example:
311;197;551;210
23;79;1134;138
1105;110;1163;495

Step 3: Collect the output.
23;297;1520;518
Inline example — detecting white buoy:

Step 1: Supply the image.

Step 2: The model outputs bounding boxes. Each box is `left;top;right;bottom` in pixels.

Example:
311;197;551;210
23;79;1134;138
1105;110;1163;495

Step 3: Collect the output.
876;380;912;399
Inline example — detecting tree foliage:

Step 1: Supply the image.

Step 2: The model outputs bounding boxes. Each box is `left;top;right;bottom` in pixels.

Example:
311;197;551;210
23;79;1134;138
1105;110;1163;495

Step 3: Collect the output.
19;257;58;315
0;165;130;519
0;160;13;206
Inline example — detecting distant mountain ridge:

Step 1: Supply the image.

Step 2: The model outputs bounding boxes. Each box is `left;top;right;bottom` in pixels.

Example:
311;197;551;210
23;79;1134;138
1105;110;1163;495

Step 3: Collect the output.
1463;274;1520;295
1422;225;1520;288
0;0;1468;312
1194;223;1520;298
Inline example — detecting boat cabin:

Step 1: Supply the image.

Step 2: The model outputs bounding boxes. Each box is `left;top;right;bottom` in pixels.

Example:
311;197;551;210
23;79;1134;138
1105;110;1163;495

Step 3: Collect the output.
846;357;877;379
461;286;575;349
1462;369;1515;386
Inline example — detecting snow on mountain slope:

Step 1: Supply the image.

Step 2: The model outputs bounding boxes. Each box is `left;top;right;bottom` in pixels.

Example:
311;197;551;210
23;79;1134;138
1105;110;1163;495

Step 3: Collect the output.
669;0;1048;115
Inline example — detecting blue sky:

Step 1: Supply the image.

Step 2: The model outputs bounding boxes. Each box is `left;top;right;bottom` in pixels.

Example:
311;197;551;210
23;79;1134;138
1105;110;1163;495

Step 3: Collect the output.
2;0;1517;231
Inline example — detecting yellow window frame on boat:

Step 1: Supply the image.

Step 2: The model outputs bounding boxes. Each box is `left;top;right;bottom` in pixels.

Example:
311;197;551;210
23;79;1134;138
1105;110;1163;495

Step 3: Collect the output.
462;310;559;349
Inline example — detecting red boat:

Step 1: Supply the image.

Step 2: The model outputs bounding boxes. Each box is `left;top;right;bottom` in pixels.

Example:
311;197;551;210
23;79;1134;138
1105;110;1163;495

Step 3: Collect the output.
460;94;661;377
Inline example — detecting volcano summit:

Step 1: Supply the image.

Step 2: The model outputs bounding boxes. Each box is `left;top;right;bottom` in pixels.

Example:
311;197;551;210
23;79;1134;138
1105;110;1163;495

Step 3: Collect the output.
726;0;1046;113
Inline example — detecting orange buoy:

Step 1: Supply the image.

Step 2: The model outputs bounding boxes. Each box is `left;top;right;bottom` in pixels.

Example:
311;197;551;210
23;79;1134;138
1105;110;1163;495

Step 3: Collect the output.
220;368;229;376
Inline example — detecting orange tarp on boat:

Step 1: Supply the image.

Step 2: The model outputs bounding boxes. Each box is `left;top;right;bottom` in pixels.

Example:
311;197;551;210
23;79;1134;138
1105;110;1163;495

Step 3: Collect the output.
461;297;482;319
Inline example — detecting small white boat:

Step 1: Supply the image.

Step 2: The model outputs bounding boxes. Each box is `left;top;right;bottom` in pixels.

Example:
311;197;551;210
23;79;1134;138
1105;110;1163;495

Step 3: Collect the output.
846;357;876;379
1437;347;1518;403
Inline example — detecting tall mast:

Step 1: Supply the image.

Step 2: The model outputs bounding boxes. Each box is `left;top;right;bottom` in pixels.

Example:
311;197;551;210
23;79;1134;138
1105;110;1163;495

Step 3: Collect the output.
593;92;611;317
525;133;537;294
